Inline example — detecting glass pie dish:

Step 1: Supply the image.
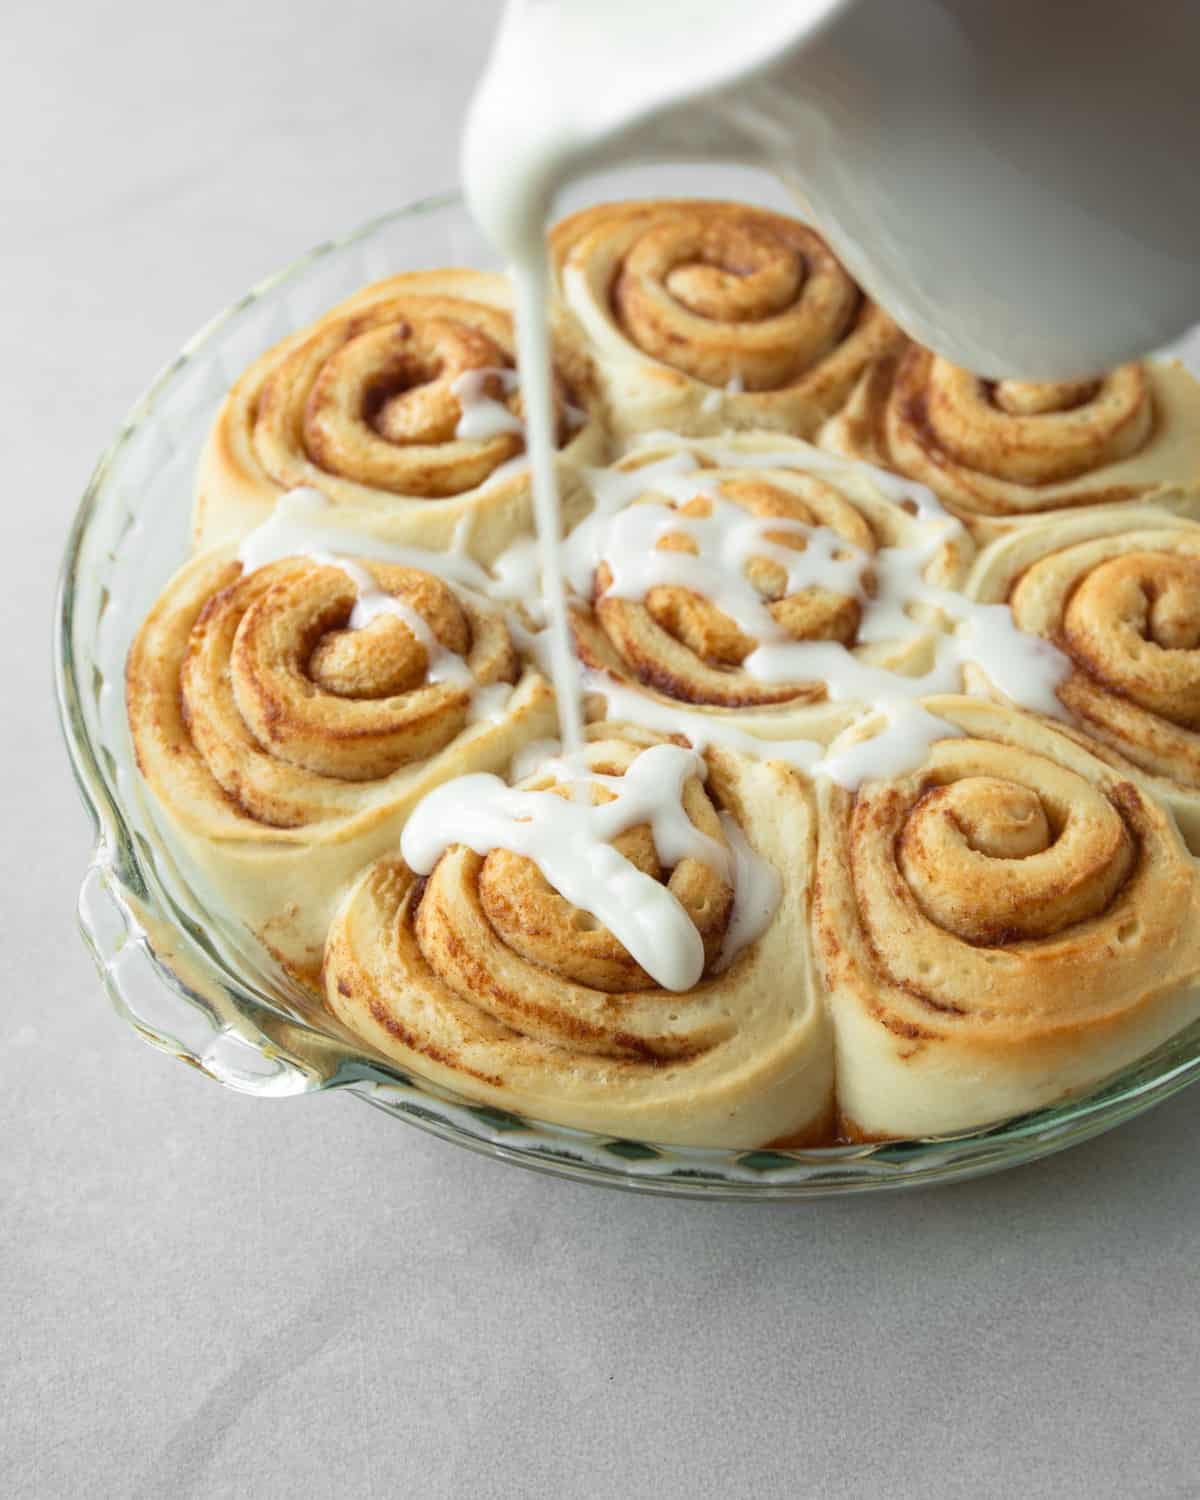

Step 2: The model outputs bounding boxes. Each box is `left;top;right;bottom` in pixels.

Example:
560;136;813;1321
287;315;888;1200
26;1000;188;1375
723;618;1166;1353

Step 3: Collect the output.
55;187;1200;1199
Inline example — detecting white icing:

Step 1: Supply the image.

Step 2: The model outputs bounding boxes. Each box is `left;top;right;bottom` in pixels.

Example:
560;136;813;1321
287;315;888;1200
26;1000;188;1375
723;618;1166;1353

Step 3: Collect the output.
452;368;524;441
512;263;587;764
582;671;824;773
316;553;478;694
510;737;562;781
624;433;953;516
467;682;517;724
488;535;544;612
715;812;781;973
236;488;494;592
441;1;1123;994
699;370;745;413
586;662;957;791
564;453;702;595
815;702;961;789
401;743;731;991
505;610;554;679
448;513;475;554
566;450;1069;784
597;494;869;641
475;431;1068;798
235;489;512;717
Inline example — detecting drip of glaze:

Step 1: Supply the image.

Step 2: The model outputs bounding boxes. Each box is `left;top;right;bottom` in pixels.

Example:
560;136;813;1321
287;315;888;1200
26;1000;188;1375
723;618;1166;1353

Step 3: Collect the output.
402;742;733;991
235;491;513;724
594;493;870;641
715;812;782;974
561;446;1069;784
486;535;545;619
450;0;1097;977
451;364;588;441
320;554;513;725
236;488;493;591
511;263;587;764
581;670;824;773
700;368;747;415
451;368;524;440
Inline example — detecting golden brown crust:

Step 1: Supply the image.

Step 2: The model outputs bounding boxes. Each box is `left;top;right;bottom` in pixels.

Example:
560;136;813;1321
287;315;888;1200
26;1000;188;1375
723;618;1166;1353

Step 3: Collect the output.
965;506;1200;851
126;543;555;980
325;736;834;1148
115;229;1200;1147
820;345;1200;540
814;696;1200;1138
193;269;607;559
134;554;515;828
552;199;904;440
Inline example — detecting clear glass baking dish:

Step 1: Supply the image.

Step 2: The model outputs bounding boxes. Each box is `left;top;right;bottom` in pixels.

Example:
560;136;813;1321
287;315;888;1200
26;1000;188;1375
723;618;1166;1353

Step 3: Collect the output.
54;188;1200;1199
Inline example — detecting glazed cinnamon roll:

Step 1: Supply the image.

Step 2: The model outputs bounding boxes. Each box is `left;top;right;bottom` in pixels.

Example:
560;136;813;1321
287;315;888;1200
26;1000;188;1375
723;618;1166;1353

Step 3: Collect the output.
814;696;1200;1139
820;345;1200;540
552;200;904;440
126;544;554;985
570;435;970;741
966;507;1200;850
325;732;833;1147
194;270;606;559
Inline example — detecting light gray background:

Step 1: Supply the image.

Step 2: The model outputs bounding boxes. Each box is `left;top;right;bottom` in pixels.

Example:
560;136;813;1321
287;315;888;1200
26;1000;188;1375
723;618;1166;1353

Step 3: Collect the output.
5;3;1200;1496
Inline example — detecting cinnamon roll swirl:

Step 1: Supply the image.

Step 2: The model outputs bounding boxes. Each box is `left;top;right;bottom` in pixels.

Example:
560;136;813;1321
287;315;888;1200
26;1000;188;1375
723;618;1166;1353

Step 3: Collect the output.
325;732;833;1147
570;435;970;741
966;507;1200;850
814;697;1200;1139
126;545;554;985
820;345;1200;540
194;270;606;559
552;200;904;440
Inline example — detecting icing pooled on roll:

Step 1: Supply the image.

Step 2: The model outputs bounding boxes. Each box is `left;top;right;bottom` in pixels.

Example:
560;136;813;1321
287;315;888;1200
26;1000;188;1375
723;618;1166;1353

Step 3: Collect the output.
326;733;832;1148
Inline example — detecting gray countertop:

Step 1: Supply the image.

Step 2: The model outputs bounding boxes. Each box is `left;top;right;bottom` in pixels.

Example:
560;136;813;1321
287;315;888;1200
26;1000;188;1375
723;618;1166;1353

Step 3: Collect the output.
6;4;1200;1496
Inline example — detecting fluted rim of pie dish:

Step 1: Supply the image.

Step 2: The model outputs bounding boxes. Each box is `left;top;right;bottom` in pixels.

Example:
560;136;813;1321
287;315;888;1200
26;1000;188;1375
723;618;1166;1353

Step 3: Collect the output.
53;189;1200;1199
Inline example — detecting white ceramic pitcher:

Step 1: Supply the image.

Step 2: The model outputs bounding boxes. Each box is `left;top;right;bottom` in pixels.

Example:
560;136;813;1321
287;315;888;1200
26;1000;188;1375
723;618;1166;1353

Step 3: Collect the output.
464;0;1200;378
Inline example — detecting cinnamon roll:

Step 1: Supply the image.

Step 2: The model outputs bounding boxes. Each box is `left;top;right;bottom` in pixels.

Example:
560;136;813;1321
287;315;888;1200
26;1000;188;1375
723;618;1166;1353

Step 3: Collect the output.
820;345;1200;540
966;507;1200;850
126;544;554;985
194;270;606;559
570;435;970;741
814;696;1200;1139
325;731;833;1147
552;200;904;441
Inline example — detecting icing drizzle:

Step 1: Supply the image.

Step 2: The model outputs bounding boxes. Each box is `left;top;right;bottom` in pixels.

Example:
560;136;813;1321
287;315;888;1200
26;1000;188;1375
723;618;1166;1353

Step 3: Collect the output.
234;434;1073;992
235;489;512;723
401;742;772;992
